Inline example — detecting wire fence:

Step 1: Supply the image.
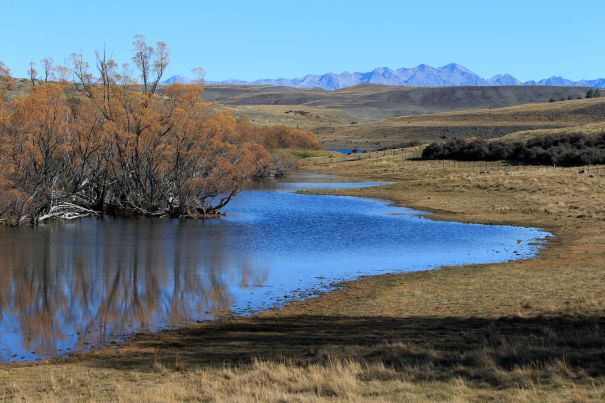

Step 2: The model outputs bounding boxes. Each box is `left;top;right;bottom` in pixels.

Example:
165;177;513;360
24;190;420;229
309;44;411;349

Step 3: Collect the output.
418;159;605;177
301;147;605;177
301;148;424;165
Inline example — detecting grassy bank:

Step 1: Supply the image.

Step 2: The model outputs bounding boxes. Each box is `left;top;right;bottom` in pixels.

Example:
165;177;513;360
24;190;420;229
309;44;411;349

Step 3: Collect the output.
1;150;604;401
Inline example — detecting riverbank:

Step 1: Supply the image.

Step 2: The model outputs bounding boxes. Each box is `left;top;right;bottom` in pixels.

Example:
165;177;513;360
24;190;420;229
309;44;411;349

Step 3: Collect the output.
1;150;604;401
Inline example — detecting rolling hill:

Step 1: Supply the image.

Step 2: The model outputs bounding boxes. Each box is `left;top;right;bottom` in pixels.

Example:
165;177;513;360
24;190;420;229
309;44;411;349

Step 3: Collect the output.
315;97;605;149
3;77;601;150
205;84;605;149
204;84;591;120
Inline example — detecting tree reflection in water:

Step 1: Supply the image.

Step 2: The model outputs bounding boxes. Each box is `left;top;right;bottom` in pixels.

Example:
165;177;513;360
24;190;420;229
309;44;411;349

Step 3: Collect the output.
0;218;268;362
0;176;548;363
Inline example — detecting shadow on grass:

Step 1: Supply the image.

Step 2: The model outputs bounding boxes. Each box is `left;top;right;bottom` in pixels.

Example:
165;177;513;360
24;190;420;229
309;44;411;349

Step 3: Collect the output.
82;314;605;385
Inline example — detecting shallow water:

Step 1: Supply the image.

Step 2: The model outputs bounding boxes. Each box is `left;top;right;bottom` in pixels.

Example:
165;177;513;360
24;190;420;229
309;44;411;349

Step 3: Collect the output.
326;148;367;155
0;174;549;363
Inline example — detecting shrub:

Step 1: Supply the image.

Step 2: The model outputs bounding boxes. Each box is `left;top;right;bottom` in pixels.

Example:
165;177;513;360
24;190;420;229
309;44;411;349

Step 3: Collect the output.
586;89;601;98
422;133;605;166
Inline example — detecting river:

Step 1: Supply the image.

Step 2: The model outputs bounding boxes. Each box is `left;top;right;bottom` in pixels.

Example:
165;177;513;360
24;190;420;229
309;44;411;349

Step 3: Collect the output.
0;174;549;362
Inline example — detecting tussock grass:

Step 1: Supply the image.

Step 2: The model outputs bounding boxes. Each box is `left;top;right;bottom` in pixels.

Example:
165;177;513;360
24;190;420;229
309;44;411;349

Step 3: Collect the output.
314;97;605;149
501;122;605;141
203;84;605;149
3;354;605;402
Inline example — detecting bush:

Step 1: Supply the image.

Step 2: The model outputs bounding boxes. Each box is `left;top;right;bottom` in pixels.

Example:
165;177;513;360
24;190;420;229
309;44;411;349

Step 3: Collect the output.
239;124;321;150
586;89;602;98
422;133;605;166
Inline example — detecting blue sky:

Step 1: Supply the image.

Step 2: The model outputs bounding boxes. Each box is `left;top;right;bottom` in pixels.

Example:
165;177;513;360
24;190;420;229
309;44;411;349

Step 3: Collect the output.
2;0;604;81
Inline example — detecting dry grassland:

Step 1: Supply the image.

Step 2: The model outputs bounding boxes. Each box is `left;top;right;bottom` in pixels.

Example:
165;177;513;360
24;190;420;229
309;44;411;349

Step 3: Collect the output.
2;150;604;401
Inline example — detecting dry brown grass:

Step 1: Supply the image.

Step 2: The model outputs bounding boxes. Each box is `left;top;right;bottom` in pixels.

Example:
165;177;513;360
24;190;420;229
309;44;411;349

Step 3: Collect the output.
232;105;357;127
6;358;604;402
314;97;605;148
1;150;604;401
501;121;605;141
390;96;605;124
199;84;604;149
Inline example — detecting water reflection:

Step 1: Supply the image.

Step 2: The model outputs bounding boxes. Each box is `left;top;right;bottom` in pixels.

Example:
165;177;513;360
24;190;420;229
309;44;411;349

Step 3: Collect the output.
0;219;268;362
0;175;549;362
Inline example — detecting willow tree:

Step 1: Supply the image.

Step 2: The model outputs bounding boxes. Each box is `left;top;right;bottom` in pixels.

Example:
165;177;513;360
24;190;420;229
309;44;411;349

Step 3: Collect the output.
0;37;276;225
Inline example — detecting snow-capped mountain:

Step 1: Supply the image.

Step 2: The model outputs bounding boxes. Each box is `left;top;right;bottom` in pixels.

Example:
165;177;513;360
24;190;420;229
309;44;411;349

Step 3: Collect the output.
163;63;605;90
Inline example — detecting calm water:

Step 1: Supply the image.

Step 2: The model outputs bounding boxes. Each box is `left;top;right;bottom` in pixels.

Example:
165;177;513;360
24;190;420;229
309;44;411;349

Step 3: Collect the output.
0;175;549;363
326;148;367;155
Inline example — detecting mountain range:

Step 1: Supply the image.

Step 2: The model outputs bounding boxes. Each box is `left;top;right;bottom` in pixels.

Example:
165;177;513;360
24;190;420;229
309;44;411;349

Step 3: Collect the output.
164;63;605;91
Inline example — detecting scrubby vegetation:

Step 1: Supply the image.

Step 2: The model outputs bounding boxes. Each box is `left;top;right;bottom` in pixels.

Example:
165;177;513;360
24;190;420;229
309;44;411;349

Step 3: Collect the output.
586;88;602;98
0;38;319;226
422;133;605;166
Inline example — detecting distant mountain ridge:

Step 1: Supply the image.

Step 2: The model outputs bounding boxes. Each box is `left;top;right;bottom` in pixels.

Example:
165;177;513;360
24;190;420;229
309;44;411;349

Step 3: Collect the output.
164;63;605;91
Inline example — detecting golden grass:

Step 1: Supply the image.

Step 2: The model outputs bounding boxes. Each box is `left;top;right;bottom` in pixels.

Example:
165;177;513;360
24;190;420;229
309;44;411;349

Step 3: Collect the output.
1;149;605;401
501;122;605;141
316;97;605;148
389;96;605;124
4;358;605;402
199;86;605;149
232;105;357;127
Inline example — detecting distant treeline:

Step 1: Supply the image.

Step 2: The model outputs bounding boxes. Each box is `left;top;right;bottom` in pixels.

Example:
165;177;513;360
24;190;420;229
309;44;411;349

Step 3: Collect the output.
549;89;601;102
422;133;605;166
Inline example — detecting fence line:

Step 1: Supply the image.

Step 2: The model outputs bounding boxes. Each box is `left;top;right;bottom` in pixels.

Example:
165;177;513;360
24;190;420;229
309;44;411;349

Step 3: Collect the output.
301;147;424;165
423;159;604;176
301;148;605;177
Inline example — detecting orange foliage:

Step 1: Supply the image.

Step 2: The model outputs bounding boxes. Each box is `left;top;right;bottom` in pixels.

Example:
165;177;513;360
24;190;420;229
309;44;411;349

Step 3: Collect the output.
0;38;318;225
238;122;321;151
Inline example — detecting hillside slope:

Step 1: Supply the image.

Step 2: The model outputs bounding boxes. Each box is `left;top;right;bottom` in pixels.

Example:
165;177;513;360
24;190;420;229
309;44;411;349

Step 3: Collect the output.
320;97;605;149
209;85;604;149
205;84;590;119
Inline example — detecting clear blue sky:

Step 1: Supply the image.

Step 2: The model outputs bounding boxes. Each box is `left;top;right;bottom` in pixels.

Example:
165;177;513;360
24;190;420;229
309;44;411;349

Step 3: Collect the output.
2;0;603;81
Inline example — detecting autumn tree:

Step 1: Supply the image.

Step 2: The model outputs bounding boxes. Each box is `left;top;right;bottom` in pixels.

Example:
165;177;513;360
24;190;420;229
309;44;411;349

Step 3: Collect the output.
0;37;319;226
